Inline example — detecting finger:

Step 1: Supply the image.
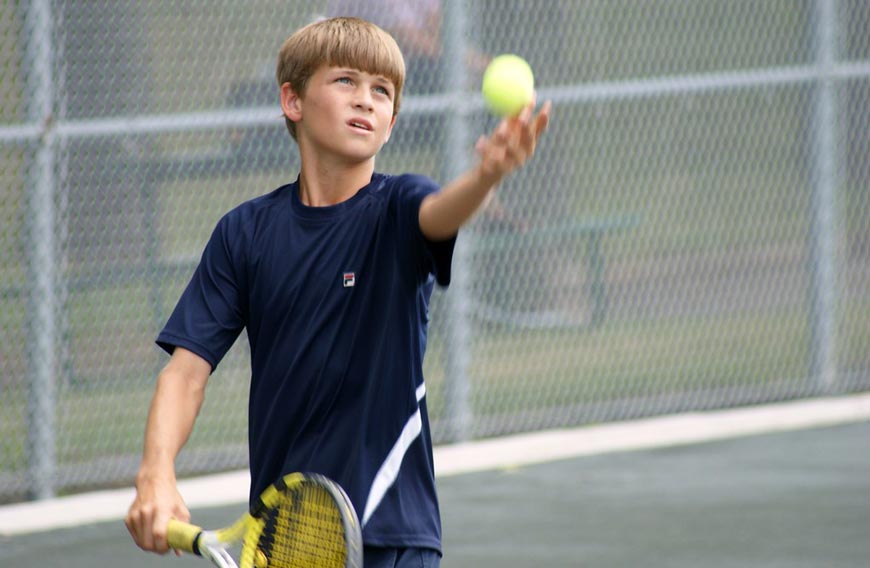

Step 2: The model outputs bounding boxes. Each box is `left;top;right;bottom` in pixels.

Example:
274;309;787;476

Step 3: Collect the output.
503;139;528;170
175;503;192;524
124;511;141;546
516;100;533;125
516;112;538;153
516;106;549;159
475;134;489;156
493;118;511;142
152;520;170;554
533;101;552;137
481;118;527;176
486;128;511;165
511;116;539;161
133;505;155;551
488;143;509;168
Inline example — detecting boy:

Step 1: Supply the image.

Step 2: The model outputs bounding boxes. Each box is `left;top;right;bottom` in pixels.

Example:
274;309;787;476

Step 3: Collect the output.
125;17;550;567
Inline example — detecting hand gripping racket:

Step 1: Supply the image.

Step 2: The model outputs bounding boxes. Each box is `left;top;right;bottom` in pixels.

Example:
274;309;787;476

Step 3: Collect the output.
167;472;362;568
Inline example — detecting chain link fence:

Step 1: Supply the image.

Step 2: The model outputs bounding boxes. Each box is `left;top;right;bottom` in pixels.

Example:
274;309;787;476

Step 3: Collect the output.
1;0;868;502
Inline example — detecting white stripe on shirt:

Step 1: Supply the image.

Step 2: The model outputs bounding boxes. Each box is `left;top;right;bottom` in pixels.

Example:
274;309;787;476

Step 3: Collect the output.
362;383;427;526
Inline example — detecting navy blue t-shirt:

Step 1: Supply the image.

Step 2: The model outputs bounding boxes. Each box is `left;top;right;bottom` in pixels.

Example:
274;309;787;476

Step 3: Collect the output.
157;173;455;552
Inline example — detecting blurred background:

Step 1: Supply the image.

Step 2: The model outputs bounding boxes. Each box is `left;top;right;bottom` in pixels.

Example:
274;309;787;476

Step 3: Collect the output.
1;0;868;504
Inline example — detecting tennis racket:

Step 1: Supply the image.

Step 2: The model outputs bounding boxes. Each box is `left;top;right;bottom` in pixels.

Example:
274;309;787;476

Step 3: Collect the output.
167;472;362;568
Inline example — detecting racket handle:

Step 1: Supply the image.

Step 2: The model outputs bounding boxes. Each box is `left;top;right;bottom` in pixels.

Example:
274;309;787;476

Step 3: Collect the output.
167;518;204;555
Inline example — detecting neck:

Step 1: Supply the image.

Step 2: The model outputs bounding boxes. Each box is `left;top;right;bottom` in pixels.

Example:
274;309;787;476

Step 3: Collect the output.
297;154;375;207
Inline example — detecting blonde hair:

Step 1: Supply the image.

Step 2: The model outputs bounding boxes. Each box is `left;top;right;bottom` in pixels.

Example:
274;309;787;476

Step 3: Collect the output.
276;17;406;140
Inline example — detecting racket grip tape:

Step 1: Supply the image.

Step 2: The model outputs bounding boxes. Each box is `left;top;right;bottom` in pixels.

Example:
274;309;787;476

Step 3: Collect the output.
166;519;205;555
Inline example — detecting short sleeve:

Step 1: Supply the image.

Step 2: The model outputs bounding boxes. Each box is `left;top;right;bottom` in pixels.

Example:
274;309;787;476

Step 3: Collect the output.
156;214;247;370
391;174;456;287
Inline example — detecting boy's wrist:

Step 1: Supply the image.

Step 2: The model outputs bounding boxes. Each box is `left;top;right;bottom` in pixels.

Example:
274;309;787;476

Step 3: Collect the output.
135;457;177;488
473;161;504;190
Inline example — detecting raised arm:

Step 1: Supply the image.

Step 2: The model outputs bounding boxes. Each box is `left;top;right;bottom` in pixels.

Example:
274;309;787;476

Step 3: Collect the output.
125;347;212;554
418;100;551;241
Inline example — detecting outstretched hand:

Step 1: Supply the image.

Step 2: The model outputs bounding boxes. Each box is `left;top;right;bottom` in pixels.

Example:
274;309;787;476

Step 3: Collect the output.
418;99;551;241
475;99;552;184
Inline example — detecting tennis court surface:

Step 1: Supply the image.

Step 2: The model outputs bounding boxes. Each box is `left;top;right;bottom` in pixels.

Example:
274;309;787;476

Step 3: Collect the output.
2;397;868;567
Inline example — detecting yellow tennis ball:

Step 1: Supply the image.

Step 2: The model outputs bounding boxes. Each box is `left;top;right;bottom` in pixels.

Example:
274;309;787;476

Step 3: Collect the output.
481;54;535;117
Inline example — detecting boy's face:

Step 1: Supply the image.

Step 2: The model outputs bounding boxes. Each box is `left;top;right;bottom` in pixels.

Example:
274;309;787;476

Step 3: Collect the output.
282;65;397;163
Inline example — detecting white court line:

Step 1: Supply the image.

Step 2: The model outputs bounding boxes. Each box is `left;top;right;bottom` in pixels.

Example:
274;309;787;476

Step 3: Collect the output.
0;469;251;538
1;393;869;537
434;392;870;476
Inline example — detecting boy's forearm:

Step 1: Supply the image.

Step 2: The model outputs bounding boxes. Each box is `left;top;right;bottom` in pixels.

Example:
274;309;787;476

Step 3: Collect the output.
419;165;502;241
127;351;209;553
136;366;206;484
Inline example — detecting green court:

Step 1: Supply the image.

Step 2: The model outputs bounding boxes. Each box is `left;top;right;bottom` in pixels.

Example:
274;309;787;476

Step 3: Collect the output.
2;420;867;567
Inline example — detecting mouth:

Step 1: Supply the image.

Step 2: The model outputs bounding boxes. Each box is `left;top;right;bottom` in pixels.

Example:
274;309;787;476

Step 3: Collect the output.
347;118;374;132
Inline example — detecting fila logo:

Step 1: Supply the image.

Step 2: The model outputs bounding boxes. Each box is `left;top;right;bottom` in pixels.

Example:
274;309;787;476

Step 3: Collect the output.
343;272;356;288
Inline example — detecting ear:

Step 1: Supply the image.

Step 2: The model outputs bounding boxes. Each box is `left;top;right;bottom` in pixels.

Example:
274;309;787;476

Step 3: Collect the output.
384;114;397;143
280;82;303;123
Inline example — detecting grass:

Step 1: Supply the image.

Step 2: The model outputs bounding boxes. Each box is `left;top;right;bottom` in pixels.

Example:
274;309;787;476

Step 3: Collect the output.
0;362;250;473
422;305;816;424
0;299;833;474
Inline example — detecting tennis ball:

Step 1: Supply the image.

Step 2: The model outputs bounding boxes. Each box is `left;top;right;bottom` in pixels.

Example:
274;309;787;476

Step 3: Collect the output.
481;54;535;117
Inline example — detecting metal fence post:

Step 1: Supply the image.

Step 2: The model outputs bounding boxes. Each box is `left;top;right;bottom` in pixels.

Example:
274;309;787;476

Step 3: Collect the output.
23;0;57;499
810;0;840;392
442;0;472;442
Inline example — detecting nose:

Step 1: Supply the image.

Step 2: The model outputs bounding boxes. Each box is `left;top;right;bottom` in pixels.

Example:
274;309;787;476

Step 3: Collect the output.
352;87;374;111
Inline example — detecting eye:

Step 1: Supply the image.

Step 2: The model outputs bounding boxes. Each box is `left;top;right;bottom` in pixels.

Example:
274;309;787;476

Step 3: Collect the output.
336;76;353;85
374;85;392;98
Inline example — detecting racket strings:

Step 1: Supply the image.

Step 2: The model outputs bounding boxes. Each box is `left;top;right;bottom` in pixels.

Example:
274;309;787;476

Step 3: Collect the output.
248;483;348;568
